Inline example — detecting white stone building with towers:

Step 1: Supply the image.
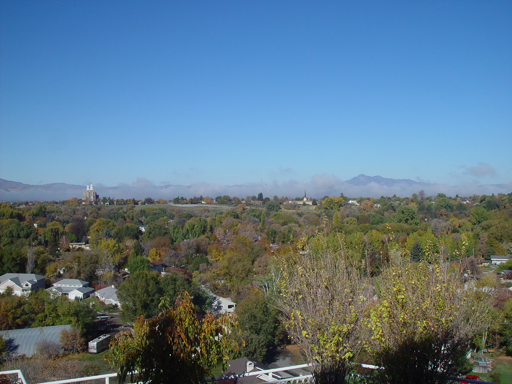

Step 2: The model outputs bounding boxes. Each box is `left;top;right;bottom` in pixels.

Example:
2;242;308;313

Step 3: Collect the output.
82;184;99;203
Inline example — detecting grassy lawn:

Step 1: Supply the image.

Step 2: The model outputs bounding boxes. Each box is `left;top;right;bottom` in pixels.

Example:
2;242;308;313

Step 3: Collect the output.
134;203;232;215
65;350;116;377
210;362;225;378
83;297;118;313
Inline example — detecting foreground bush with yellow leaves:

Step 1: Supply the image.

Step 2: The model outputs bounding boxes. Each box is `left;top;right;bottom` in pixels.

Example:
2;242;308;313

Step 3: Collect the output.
366;261;493;384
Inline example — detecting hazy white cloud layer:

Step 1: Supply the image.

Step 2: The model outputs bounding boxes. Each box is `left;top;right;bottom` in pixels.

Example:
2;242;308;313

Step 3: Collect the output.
1;175;510;201
461;162;497;178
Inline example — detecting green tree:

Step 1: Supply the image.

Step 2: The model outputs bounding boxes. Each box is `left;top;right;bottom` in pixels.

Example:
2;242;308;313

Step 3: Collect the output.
183;217;207;239
215;195;232;205
127;255;151;274
97;238;126;266
332;212;342;227
393;206;421;225
321;197;344;211
160;272;195;305
480;195;500;211
410;241;424;262
500;299;512;356
118;271;163;322
42;223;64;254
131;240;144;256
108;292;238;384
469;206;492;225
0;204;25;221
265;200;280;213
234;292;282;362
0;334;6;358
0;289;26;329
144;219;169;240
0;247;26;274
57;299;96;334
266;228;278;243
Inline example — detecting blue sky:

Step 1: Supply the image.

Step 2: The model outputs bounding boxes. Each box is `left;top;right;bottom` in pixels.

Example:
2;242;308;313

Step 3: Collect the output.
1;1;511;195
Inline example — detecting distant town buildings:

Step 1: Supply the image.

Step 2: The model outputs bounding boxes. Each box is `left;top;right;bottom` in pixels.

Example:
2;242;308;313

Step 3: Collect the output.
287;191;313;206
82;184;99;203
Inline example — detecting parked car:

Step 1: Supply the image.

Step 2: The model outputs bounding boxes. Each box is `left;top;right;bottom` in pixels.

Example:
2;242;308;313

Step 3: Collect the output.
462;375;480;384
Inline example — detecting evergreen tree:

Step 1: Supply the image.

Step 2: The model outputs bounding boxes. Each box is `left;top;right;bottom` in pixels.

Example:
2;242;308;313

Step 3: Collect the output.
132;240;144;256
411;241;424;262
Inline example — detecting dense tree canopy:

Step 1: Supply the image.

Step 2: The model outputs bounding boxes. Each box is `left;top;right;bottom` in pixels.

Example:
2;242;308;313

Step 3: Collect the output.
0;191;511;377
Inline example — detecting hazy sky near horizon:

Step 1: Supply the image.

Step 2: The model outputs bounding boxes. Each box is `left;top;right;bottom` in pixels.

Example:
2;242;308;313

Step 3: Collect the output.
1;1;511;190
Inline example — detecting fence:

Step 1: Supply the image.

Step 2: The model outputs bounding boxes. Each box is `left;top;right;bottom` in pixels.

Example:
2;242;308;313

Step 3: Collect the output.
0;363;500;384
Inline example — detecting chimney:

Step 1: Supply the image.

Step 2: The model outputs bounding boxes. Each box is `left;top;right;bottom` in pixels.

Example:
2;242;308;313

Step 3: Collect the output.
246;361;254;373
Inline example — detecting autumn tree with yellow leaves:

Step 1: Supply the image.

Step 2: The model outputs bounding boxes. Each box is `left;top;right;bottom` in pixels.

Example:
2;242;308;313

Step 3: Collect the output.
108;291;238;384
275;235;370;384
366;260;493;384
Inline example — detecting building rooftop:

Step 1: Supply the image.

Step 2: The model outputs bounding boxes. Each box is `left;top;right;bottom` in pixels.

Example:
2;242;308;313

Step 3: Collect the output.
0;273;44;286
0;325;72;357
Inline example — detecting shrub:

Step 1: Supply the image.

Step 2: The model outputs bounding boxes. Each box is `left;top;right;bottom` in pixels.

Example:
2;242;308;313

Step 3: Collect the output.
108;292;239;384
275;236;370;384
366;261;493;384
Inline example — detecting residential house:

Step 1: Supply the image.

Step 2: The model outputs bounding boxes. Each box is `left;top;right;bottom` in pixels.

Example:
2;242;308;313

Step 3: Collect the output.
0;273;45;296
491;255;511;265
211;295;236;314
161;268;192;279
224;357;283;384
94;286;120;307
69;243;89;251
47;278;94;300
150;260;168;273
501;270;512;280
201;286;236;314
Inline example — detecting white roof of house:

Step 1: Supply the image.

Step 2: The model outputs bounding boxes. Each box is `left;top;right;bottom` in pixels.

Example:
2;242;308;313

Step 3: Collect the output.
491;255;511;260
48;286;94;295
95;286;119;301
52;279;89;287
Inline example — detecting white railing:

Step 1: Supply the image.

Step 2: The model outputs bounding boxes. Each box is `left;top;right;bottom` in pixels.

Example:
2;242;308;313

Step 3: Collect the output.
36;373;117;384
205;363;313;383
0;369;28;384
0;363;500;384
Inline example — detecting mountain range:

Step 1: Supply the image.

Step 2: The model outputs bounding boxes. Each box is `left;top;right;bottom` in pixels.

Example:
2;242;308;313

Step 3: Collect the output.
0;175;509;202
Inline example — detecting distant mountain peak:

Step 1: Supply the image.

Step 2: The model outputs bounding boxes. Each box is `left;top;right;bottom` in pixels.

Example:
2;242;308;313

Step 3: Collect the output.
345;175;425;187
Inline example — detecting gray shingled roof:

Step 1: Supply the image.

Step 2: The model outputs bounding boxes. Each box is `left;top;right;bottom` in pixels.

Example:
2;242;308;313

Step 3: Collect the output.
0;325;72;357
52;278;89;287
0;273;44;286
73;287;95;294
95;286;119;301
225;357;282;384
